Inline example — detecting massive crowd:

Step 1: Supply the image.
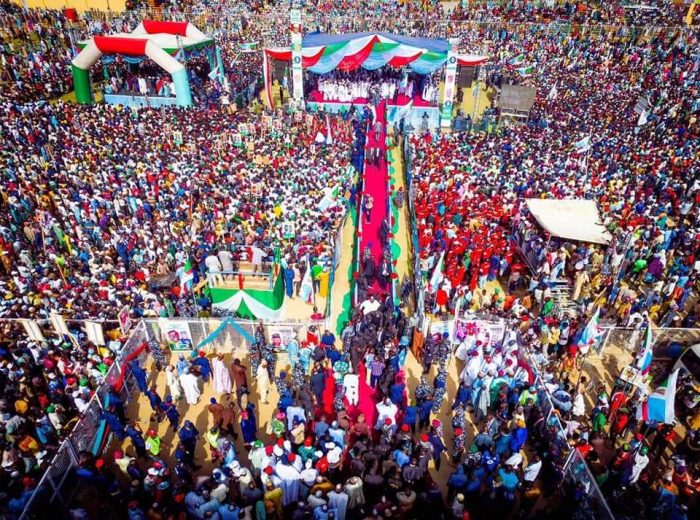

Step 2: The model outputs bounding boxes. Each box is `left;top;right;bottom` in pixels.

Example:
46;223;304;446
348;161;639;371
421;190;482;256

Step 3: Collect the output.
1;0;700;518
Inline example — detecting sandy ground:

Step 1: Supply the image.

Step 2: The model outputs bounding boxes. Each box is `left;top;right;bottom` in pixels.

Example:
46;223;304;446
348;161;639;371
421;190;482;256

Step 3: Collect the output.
111;346;465;491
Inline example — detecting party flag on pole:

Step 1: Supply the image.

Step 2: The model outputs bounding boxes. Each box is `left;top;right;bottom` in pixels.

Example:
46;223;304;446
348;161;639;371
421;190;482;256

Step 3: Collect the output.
428;251;445;292
179;258;194;293
636;323;654;375
516;65;534;77
508;54;525;65
299;257;314;304
636;369;679;424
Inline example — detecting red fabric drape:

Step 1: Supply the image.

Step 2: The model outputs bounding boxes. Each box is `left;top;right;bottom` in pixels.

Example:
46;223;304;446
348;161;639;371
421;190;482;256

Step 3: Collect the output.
142;20;189;36
112;341;150;392
387;52;422;68
457;57;487;66
336;36;379;72
94;36;148;56
265;47;324;68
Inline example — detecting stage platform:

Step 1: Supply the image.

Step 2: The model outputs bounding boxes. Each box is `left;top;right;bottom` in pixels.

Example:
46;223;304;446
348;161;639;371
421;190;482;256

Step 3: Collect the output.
305;91;440;131
103;92;179;108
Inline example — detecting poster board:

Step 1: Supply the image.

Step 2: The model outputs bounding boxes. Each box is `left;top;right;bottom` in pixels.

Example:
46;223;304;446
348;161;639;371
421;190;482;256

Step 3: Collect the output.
118;306;132;335
160;320;194;351
84;321;106;346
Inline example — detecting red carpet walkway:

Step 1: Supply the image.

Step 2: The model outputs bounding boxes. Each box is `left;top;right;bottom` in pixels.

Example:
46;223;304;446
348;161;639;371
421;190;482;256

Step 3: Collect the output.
359;100;389;297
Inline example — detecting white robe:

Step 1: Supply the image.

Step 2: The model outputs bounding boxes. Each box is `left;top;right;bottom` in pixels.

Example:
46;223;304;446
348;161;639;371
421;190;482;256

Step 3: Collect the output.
343;373;359;406
328;490;349;520
166;369;182;401
275;463;301;506
256;364;270;402
212;357;233;395
375;402;398;429
179;373;201;405
630;453;649;483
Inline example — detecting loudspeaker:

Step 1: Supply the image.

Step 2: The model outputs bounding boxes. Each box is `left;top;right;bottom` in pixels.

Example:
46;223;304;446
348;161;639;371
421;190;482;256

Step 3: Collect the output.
458;66;474;88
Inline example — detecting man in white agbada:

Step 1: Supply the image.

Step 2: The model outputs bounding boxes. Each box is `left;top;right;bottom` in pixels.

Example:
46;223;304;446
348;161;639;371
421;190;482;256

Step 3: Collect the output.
629;446;650;484
179;367;201;405
375;398;398;429
275;454;302;506
459;349;483;386
212;353;232;395
165;365;183;401
328;484;349;520
343;366;359;406
523;455;542;483
256;360;271;404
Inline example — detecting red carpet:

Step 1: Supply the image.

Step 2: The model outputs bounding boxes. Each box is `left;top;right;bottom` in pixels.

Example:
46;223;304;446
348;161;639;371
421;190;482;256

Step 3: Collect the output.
359;100;388;297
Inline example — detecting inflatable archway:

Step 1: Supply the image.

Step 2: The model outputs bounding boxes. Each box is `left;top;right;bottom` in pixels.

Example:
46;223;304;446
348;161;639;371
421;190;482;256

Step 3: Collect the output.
71;20;218;108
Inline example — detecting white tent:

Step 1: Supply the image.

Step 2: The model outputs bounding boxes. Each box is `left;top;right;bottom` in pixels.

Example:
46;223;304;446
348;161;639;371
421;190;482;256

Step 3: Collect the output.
525;199;612;245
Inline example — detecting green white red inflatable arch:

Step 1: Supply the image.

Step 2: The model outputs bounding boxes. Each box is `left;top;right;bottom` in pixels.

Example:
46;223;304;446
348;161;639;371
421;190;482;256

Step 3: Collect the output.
71;20;214;107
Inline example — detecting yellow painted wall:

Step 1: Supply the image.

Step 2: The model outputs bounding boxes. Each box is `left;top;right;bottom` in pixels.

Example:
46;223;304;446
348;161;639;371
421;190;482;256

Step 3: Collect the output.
11;0;126;13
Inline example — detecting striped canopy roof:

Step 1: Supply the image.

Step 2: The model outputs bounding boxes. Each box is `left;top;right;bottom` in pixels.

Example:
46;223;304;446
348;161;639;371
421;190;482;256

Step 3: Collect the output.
265;32;487;75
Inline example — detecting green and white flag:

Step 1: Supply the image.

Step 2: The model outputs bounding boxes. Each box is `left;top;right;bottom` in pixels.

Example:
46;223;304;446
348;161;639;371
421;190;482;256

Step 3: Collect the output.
517;65;534;77
241;42;258;52
179;258;194;292
508;54;525;65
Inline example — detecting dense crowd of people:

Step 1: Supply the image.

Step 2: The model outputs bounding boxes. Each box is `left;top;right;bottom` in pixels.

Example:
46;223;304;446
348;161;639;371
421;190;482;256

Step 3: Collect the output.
410;17;700;328
1;101;357;320
1;0;700;518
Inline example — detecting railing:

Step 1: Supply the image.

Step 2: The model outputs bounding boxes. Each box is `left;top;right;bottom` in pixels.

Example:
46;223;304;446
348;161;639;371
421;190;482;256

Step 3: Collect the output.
19;321;150;520
207;269;274;290
403;134;425;324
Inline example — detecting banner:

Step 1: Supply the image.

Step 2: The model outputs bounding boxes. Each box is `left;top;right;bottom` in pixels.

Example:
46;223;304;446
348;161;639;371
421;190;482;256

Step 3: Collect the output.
160;320;194;351
290;9;304;101
118;305;132;335
85;321;106;346
440;38;459;129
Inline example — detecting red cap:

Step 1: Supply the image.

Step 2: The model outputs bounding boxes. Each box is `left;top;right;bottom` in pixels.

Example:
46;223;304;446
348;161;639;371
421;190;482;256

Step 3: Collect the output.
95;459;105;469
288;453;296;462
198;351;206;357
265;446;274;456
147;429;157;437
455;428;463;435
421;434;429;442
432;419;441;427
263;466;274;475
400;424;410;432
276;438;285;447
304;437;313;447
384;418;392;425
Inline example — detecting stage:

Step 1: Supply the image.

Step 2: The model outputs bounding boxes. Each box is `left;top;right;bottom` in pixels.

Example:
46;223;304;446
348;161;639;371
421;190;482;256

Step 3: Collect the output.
103;92;180;108
305;91;440;130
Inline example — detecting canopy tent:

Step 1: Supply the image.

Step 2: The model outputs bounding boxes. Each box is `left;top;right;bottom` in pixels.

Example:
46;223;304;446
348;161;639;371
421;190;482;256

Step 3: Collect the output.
264;32;487;75
72;20;219;107
525;199;612;245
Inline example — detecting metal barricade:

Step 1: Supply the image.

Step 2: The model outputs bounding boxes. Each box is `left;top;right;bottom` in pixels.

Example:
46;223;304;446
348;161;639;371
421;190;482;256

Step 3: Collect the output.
563;449;615;520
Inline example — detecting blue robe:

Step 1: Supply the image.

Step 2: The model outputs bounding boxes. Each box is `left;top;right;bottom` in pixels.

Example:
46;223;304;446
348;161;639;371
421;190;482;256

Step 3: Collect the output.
130;362;148;392
192;357;212;382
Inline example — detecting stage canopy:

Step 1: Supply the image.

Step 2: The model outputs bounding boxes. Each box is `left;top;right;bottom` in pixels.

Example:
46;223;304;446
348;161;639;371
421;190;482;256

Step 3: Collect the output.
265;32;487;75
525;199;612;245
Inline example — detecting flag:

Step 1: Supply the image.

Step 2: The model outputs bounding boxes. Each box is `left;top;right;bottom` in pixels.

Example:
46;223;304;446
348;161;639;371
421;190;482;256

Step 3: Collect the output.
636;369;679;424
547;84;558;100
576;307;602;349
516;65;534;77
317;185;340;212
208;66;220;81
325;114;333;145
299;258;314;304
428;251;445;292
637;109;648;126
241;42;258;52
636;324;654;375
508;54;525;65
574;135;591;153
179;258;194;292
